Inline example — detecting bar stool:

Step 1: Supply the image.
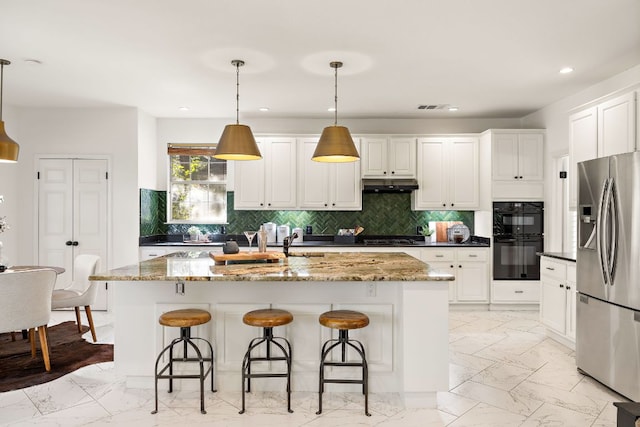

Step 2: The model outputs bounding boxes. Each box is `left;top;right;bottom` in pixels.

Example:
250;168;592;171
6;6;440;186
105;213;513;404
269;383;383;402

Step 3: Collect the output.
151;308;215;415
316;309;370;416
240;308;294;414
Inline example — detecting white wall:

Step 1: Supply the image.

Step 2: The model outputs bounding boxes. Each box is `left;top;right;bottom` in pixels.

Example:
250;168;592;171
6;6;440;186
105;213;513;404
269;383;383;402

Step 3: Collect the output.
522;63;640;251
137;110;158;189
12;107;140;269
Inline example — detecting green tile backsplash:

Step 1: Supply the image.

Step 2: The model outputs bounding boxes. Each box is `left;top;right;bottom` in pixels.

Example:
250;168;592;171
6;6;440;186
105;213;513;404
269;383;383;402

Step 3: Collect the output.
143;190;475;236
140;189;167;236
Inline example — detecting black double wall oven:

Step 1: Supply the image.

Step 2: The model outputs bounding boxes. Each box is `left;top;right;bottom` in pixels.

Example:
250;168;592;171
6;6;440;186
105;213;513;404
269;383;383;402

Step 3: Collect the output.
493;202;544;280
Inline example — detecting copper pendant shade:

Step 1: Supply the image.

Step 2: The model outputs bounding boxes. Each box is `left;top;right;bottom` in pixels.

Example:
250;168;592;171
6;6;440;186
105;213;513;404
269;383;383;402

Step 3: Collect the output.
214;60;262;161
0;59;19;163
312;61;359;163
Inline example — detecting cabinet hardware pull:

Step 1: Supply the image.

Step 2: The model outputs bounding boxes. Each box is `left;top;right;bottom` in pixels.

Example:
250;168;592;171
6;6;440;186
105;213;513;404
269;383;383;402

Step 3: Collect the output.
458;265;462;268
442;203;446;207
546;267;554;270
383;171;387;174
514;176;518;179
391;171;395;174
65;240;73;246
566;286;571;290
515;290;524;293
72;241;79;246
468;254;477;257
559;284;564;288
519;176;523;179
435;254;444;258
175;282;185;295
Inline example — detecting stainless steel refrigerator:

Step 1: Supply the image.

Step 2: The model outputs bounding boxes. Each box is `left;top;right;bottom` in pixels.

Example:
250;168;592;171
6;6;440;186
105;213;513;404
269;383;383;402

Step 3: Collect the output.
576;151;640;401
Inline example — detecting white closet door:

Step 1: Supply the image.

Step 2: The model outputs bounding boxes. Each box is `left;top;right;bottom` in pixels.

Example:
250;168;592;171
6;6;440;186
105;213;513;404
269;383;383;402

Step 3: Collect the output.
38;159;74;288
38;158;108;306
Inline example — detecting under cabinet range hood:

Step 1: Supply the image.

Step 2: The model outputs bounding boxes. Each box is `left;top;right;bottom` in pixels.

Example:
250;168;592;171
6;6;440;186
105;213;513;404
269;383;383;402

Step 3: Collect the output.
362;178;419;193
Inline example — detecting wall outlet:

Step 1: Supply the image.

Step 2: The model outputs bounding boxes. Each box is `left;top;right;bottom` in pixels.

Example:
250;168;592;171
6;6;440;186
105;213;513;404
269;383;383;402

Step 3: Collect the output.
366;283;376;297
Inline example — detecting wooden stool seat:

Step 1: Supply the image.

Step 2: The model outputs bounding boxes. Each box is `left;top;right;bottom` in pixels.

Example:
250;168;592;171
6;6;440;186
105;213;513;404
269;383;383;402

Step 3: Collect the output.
243;308;293;328
319;310;369;330
159;309;211;328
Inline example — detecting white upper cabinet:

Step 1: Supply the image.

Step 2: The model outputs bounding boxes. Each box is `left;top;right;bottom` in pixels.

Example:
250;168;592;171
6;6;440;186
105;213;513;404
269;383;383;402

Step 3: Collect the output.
598;91;636;157
361;137;416;178
487;130;544;200
569;91;636;207
491;132;544;181
412;136;479;210
234;137;297;210
298;138;362;210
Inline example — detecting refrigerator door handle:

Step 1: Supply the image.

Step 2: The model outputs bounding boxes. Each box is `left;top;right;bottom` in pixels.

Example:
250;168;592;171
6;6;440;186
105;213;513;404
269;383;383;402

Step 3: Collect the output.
596;178;610;294
601;177;615;292
608;178;618;285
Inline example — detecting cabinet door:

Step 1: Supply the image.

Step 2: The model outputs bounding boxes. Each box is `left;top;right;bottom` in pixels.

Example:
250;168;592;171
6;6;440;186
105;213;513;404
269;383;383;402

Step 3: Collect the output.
413;139;447;209
298;138;330;209
449;138;479;209
492;133;519;181
517;133;544;181
598;91;636;157
388;138;416;177
456;262;488;301
540;279;567;334
234;140;266;209
569;107;598;207
566;264;577;340
331;140;362;210
265;138;297;208
361;137;388;177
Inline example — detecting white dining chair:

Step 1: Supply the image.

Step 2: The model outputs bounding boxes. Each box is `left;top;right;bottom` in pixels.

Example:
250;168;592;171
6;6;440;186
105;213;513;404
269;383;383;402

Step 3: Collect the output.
0;268;58;371
51;254;101;342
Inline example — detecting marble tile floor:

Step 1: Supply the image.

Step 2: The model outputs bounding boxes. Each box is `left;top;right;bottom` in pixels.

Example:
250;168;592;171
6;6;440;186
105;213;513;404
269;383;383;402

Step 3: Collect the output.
0;310;629;426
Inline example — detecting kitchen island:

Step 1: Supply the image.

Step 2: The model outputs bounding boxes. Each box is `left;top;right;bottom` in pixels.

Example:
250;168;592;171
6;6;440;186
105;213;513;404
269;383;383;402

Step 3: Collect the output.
92;251;453;408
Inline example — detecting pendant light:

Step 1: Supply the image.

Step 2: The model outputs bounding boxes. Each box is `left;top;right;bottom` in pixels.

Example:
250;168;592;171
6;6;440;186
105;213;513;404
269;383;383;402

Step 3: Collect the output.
312;61;359;163
214;59;262;161
0;59;19;163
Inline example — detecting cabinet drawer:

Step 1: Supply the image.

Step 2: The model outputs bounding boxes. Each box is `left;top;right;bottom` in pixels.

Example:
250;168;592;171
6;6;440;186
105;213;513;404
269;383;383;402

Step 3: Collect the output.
567;263;576;283
422;250;455;262
541;258;567;281
492;282;540;303
457;249;487;262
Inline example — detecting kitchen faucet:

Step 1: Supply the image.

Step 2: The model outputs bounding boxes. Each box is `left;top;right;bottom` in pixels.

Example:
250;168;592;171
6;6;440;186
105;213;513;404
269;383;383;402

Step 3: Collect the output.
282;232;298;257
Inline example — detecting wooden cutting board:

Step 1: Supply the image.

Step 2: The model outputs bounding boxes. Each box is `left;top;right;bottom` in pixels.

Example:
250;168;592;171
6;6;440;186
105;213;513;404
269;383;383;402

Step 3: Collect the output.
435;221;463;242
210;251;286;265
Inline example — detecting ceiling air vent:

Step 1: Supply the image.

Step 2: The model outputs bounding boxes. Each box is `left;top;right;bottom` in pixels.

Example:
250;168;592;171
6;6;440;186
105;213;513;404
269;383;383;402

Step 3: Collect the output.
417;104;449;110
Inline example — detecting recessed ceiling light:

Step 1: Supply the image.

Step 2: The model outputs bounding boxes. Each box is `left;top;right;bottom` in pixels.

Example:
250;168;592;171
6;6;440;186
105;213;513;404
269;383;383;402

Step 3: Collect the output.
259;107;270;112
448;106;459;112
178;106;190;111
328;107;336;112
559;67;574;74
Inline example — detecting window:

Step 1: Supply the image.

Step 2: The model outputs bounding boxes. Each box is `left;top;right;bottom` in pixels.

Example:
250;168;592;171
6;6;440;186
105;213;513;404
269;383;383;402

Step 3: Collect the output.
168;144;227;224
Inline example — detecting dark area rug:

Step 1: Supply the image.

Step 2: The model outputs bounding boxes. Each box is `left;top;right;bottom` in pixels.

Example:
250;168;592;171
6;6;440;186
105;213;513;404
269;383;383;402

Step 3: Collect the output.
0;321;113;392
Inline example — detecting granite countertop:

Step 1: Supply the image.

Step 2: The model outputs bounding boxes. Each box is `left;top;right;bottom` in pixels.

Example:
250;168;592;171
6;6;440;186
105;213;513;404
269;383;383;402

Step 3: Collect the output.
92;251;455;282
537;252;577;262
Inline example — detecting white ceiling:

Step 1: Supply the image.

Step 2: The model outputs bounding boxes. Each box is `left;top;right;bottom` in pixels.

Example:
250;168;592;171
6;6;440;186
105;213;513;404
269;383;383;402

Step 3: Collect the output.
1;0;639;120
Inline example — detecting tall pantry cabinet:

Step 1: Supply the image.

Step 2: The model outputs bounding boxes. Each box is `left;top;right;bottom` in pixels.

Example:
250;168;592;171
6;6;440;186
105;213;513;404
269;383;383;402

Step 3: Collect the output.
37;158;109;310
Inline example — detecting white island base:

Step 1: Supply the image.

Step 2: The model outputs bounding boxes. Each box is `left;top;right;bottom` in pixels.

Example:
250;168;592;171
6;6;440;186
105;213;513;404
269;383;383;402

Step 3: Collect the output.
111;279;449;408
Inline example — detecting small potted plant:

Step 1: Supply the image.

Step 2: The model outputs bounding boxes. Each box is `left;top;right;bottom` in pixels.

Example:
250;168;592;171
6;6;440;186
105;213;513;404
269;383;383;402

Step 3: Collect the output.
420;226;434;243
187;226;200;241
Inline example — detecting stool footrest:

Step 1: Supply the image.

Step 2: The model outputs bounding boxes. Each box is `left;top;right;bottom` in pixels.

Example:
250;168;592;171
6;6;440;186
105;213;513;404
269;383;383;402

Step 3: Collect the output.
244;373;289;378
323;362;364;367
247;357;288;362
322;378;364;384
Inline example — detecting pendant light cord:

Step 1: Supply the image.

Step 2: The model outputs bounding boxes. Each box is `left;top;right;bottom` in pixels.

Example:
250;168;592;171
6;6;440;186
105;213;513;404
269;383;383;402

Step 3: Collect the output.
0;61;4;121
235;61;240;125
333;64;338;126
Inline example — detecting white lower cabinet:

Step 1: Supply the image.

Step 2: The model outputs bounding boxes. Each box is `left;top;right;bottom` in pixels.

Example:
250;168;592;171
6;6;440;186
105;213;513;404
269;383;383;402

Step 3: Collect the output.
540;256;576;346
421;248;489;303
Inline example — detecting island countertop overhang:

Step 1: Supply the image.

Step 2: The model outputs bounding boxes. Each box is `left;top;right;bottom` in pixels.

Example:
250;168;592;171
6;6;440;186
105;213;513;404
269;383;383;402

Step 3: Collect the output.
91;251;455;282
